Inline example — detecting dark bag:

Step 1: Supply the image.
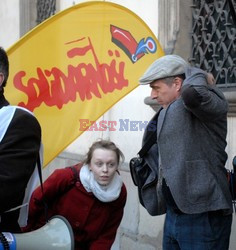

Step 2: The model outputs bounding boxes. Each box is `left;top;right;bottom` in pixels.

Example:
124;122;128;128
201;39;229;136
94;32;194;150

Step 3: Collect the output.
129;127;166;216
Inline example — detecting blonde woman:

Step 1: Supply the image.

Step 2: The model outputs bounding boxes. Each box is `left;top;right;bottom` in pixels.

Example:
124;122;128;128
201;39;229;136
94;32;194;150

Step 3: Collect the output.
24;140;127;250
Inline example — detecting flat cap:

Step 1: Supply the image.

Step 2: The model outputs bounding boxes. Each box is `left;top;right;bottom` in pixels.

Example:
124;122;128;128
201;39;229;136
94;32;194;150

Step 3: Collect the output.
139;55;188;85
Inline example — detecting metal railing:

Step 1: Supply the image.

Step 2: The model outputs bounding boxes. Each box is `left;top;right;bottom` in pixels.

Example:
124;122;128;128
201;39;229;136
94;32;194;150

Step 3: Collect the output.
36;0;56;24
190;0;236;88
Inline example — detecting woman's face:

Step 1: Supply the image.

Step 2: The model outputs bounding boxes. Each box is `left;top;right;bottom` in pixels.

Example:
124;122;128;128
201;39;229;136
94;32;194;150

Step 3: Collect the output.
89;148;118;186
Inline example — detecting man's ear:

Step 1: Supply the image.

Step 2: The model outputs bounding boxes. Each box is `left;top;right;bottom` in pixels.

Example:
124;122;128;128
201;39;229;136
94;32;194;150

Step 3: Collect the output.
0;73;4;87
174;77;183;92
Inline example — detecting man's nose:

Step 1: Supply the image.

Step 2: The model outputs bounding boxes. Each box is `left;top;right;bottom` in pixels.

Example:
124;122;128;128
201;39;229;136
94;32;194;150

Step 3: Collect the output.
151;89;157;99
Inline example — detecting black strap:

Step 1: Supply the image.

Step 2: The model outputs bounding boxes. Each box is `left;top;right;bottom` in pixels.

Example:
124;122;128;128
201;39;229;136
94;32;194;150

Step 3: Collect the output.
36;155;44;193
70;166;79;182
138;109;161;158
36;154;48;223
138;130;157;158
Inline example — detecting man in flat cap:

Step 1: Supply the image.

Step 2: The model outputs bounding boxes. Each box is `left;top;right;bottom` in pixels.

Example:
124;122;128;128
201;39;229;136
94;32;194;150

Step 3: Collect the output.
139;55;232;249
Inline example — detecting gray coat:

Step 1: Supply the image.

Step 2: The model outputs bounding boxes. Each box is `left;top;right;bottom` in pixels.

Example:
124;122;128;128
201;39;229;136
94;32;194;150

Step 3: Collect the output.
143;67;233;214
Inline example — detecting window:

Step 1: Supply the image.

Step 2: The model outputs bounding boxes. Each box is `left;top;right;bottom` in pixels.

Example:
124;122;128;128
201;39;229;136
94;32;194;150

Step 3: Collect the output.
36;0;56;24
190;0;236;88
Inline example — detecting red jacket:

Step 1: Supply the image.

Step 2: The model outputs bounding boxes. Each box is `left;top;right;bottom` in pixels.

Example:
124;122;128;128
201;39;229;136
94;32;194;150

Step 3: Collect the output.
24;164;127;250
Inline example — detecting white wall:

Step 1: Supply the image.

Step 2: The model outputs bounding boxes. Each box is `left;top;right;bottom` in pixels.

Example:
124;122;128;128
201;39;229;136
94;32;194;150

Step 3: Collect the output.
58;0;158;37
0;0;20;49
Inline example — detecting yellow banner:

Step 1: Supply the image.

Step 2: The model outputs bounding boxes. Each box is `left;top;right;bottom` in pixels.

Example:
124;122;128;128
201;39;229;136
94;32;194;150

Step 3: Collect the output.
5;1;164;166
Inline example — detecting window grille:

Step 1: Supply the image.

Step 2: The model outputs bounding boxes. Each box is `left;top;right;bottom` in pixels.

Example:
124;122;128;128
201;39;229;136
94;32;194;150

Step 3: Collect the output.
190;0;236;88
36;0;56;24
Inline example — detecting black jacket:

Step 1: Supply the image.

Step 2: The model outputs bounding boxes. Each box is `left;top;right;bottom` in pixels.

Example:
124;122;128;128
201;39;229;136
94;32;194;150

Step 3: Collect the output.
0;91;41;232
